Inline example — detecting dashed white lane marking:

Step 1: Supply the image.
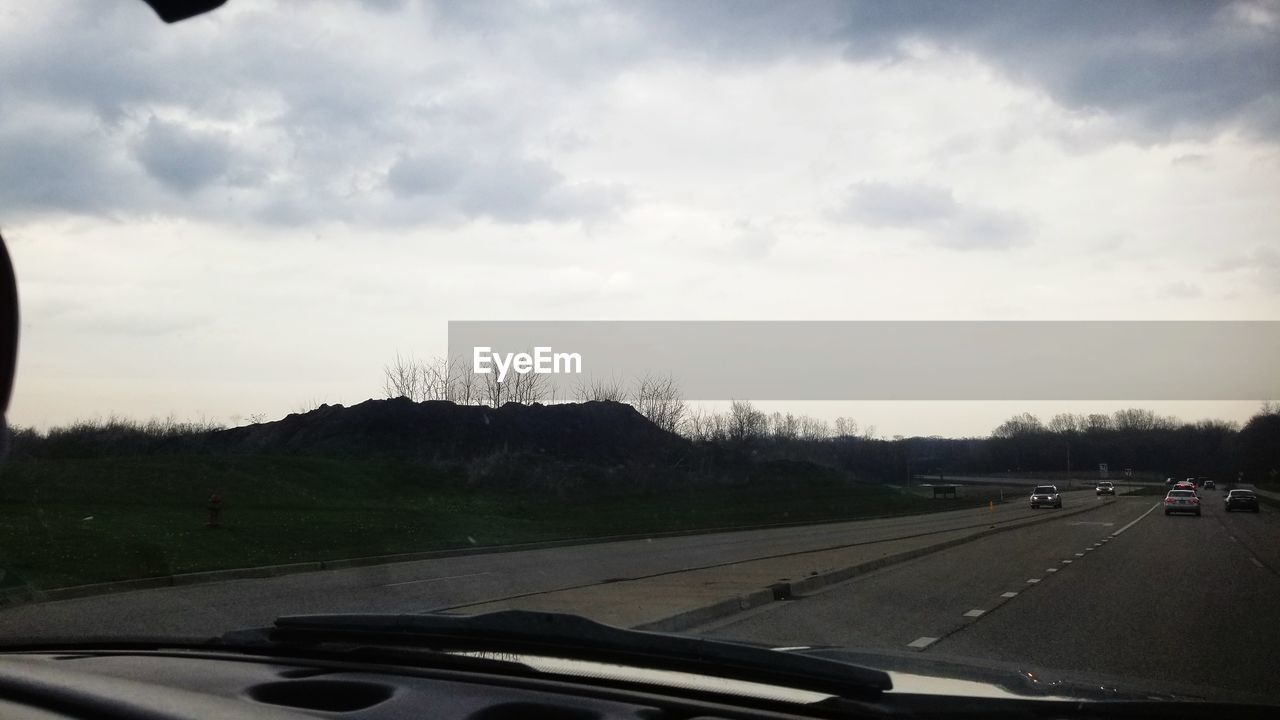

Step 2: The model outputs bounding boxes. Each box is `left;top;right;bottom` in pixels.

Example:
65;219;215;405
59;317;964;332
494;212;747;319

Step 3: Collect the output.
1251;558;1266;569
772;646;811;651
908;637;938;649
1045;568;1058;573
1074;552;1084;557
1026;578;1041;584
964;609;986;618
1084;548;1094;552
1001;591;1019;598
1112;502;1161;537
1093;542;1103;547
1061;559;1073;564
381;571;493;588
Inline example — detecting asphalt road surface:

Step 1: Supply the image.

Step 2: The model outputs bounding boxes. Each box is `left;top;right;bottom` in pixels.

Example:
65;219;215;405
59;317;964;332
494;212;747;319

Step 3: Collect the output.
699;491;1280;701
4;487;1275;702
0;491;1092;637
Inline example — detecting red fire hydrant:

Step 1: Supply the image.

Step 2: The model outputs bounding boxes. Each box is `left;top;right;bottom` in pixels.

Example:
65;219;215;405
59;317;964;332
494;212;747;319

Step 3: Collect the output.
206;493;222;528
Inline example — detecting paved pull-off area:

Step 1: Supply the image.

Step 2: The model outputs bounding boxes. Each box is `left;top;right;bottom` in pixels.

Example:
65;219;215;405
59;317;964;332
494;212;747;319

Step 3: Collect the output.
3;489;1276;702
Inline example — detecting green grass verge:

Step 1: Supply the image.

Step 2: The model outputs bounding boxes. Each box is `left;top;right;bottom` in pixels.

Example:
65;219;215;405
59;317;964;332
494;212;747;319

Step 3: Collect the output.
0;455;993;590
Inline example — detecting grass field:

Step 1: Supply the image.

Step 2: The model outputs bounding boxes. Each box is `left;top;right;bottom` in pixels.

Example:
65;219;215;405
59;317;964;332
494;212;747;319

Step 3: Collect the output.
0;455;993;590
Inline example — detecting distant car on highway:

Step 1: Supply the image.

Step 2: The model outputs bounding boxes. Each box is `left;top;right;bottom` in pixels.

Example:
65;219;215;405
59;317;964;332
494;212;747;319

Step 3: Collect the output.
1173;481;1198;496
1202;478;1215;490
1224;489;1259;513
1095;481;1115;496
1164;489;1201;516
1030;485;1062;509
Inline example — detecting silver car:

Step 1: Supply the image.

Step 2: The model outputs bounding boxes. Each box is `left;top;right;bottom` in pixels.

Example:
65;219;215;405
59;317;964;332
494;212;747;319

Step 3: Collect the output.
1030;485;1062;509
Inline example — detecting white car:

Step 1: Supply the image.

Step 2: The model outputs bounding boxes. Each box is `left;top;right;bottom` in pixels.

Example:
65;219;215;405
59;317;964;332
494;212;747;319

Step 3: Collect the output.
1164;489;1201;516
1096;481;1115;496
1030;485;1062;509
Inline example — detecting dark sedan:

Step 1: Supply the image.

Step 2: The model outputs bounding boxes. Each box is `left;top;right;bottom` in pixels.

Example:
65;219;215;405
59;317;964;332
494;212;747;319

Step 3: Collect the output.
1224;489;1260;513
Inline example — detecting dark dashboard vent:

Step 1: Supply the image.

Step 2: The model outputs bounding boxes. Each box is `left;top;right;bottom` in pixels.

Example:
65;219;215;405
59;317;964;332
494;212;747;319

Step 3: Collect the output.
248;679;394;712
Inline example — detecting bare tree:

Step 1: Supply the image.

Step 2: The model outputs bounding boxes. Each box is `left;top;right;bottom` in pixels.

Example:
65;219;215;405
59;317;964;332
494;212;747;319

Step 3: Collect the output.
834;416;859;437
1084;413;1113;432
633;373;686;433
682;406;713;441
1047;413;1081;434
574;375;628;403
769;412;800;441
799;415;831;440
480;357;551;407
992;412;1044;438
1113;408;1158;431
383;352;422;401
727;400;767;443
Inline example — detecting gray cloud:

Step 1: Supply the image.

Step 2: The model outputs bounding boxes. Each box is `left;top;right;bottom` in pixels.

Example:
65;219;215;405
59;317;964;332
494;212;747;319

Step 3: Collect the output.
838;181;1030;250
133;118;234;194
629;0;1280;143
1;0;1272;230
0;117;130;216
386;153;464;197
385;154;626;224
834;0;1280;143
1173;153;1212;167
839;182;959;227
1212;245;1280;293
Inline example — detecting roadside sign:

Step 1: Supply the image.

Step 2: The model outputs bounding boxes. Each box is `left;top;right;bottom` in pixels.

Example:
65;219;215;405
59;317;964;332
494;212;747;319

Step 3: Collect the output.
1124;468;1133;478
1099;463;1109;479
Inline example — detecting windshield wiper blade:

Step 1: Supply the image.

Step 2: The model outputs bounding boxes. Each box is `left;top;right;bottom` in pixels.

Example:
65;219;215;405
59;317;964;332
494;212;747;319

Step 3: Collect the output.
245;610;891;698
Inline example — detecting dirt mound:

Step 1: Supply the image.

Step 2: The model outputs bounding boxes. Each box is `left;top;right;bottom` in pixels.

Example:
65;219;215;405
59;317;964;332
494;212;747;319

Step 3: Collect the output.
208;398;688;463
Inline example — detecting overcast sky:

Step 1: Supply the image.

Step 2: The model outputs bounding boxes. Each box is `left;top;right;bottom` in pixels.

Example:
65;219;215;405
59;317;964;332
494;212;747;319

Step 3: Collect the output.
2;0;1278;436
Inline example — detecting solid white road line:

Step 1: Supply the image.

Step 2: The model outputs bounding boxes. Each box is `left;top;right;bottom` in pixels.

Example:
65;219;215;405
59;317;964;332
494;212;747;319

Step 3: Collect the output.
964;609;986;618
907;637;938;649
1112;502;1161;537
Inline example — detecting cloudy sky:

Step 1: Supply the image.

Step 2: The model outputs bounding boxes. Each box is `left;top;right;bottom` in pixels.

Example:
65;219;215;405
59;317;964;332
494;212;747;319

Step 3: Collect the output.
2;0;1278;436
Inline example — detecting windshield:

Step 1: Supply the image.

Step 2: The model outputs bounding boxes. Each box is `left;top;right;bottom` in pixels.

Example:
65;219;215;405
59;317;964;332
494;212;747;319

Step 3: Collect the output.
1;0;1278;708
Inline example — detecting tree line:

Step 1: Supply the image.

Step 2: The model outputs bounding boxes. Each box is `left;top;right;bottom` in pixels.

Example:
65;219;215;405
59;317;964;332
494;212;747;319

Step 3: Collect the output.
380;354;1278;484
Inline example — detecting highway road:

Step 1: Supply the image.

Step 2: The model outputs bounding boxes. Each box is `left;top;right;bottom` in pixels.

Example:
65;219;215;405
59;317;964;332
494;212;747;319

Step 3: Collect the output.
3;487;1276;702
1;490;1093;637
698;490;1280;702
